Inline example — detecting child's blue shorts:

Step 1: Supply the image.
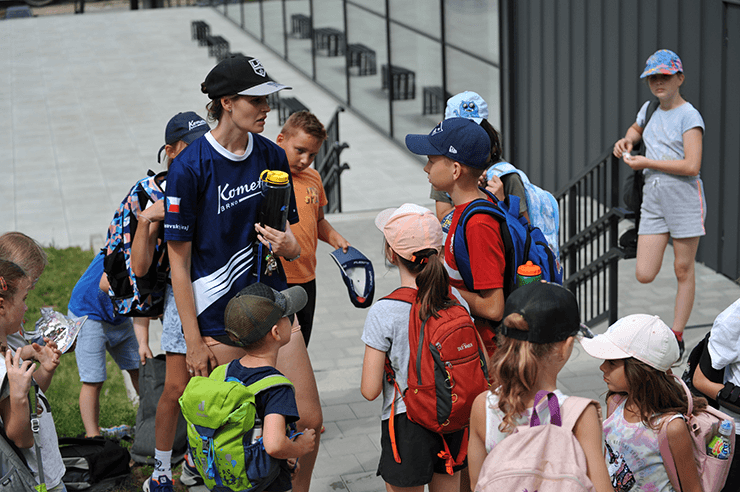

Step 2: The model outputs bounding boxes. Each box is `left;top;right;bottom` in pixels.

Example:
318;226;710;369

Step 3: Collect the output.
69;310;138;383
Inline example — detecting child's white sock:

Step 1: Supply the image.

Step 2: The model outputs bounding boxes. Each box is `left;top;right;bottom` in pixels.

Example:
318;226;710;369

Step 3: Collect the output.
153;448;172;481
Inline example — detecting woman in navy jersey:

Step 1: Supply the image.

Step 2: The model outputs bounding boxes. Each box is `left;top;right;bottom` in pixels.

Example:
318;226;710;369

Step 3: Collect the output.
162;55;322;492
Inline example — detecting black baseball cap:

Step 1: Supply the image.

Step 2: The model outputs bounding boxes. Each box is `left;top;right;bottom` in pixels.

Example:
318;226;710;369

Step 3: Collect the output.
224;282;307;346
499;282;581;344
158;112;209;163
202;54;291;100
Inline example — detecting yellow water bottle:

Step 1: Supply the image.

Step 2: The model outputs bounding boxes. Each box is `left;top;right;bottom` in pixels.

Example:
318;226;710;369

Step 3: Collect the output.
258;170;291;232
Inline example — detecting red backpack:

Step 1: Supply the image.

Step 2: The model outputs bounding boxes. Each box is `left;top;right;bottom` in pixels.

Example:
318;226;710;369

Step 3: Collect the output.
382;287;489;474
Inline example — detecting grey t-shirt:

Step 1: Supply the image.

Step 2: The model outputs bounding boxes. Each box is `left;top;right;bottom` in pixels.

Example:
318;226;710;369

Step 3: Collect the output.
361;289;470;420
361;299;411;420
637;100;705;179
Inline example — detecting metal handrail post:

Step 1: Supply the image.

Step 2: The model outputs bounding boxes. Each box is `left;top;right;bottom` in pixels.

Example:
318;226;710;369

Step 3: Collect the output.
608;154;620;325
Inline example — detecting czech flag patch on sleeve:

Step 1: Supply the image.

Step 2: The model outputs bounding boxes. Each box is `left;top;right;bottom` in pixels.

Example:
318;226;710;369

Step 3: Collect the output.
167;196;181;213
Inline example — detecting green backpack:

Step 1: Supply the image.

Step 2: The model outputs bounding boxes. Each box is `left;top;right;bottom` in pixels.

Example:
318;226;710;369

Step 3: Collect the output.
179;363;294;492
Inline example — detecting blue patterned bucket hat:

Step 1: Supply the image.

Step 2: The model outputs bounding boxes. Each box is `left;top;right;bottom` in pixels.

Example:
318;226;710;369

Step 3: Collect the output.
444;91;489;124
640;49;683;79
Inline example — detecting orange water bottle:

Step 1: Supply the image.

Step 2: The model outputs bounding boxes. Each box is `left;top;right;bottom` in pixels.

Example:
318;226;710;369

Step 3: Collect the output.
516;261;542;288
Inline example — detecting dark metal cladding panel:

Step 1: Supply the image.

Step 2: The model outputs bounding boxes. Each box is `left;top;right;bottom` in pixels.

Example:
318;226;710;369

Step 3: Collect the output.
720;3;740;280
503;0;740;281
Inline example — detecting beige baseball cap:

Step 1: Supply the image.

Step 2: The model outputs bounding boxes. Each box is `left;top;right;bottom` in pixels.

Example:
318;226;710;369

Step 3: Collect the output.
579;314;679;372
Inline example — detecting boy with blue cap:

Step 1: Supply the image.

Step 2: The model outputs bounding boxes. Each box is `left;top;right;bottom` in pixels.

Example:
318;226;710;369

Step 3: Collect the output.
406;118;504;356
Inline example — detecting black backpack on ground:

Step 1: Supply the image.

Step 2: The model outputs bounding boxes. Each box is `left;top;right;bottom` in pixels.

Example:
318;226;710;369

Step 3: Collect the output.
59;437;130;491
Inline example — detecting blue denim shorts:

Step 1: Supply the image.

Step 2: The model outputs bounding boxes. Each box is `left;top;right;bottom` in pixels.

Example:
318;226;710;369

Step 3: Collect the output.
161;284;186;354
69;310;138;383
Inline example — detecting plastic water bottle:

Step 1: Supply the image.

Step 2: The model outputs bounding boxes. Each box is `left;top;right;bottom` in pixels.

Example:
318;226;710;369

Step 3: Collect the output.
251;418;263;445
516;261;542;288
707;419;733;459
258;169;291;232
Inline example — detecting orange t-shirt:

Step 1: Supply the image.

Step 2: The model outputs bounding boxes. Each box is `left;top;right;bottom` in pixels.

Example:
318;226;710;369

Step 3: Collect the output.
283;167;328;283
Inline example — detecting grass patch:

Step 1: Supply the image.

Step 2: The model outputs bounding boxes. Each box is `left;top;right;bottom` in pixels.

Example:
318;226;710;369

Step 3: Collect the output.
25;247;137;439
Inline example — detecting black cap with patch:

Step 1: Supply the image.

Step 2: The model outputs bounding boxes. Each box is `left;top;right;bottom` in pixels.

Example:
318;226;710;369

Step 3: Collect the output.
202;54;291;100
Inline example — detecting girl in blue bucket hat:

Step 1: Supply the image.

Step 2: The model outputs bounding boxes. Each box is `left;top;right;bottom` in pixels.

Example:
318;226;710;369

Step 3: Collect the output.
613;49;706;359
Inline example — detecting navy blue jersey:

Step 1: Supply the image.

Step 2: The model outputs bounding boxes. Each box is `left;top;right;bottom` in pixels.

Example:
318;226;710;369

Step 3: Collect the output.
164;132;299;337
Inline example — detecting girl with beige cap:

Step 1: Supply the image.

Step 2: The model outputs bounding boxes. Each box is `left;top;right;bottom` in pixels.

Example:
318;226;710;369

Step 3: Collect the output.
581;314;707;492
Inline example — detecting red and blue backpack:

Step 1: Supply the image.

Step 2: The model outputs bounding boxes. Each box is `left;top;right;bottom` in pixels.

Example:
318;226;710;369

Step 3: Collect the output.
452;189;562;298
382;287;489;474
102;170;169;317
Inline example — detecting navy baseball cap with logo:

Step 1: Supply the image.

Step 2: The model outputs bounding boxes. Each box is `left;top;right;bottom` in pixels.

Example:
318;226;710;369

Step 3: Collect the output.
202;54;292;100
330;246;375;308
405;117;491;169
158;111;209;163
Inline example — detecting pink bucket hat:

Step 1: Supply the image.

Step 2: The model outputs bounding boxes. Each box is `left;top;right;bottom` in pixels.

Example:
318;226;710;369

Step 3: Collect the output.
579;314;679;372
375;204;443;262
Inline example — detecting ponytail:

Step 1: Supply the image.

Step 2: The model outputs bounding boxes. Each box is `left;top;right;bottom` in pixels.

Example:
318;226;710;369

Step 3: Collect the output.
490;313;557;433
392;246;454;320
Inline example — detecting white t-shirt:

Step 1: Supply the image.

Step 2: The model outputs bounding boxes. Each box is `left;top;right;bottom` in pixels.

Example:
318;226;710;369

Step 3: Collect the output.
484;388;568;452
707;298;740;433
0;347;65;488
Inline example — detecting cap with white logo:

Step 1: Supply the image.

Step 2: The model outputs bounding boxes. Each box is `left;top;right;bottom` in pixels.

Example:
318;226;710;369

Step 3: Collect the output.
405;118;491;169
202;54;292;100
158;111;210;163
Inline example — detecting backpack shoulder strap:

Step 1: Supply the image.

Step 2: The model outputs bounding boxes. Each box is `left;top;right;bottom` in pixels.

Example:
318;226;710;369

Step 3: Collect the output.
645;99;660;126
657;412;685;492
490;161;518;178
246;374;294;395
458;191;504;227
656;374;694;491
381;287;417;304
209;363;228;382
606;393;627;416
560;396;601;432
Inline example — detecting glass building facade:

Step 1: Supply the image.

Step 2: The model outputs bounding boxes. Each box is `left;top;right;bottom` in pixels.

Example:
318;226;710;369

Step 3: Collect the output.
215;0;500;146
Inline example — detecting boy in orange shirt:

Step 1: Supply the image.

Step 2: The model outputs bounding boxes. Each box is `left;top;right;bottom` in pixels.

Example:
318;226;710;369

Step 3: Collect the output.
276;111;350;347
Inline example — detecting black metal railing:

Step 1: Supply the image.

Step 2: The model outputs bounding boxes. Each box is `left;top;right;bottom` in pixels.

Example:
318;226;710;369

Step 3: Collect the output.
556;150;626;327
314;107;350;214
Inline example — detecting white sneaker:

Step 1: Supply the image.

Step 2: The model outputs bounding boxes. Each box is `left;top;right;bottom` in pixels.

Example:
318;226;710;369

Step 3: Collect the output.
179;456;204;487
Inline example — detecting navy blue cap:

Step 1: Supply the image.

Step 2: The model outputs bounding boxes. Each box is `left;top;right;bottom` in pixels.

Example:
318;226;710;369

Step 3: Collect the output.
329;246;375;309
158;112;209;163
405;118;491;169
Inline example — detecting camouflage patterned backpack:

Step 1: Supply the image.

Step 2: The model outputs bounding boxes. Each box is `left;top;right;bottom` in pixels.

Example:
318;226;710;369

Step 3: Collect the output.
102;170;169;317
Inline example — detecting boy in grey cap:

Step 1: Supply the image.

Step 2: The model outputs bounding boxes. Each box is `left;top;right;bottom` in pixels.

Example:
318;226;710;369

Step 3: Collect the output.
220;282;316;492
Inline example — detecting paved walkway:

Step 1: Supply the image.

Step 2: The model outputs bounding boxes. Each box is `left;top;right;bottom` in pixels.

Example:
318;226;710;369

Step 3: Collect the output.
4;7;740;492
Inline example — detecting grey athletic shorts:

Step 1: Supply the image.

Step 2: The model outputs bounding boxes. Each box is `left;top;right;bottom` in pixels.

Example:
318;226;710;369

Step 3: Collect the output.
638;171;706;239
161;284;186;354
